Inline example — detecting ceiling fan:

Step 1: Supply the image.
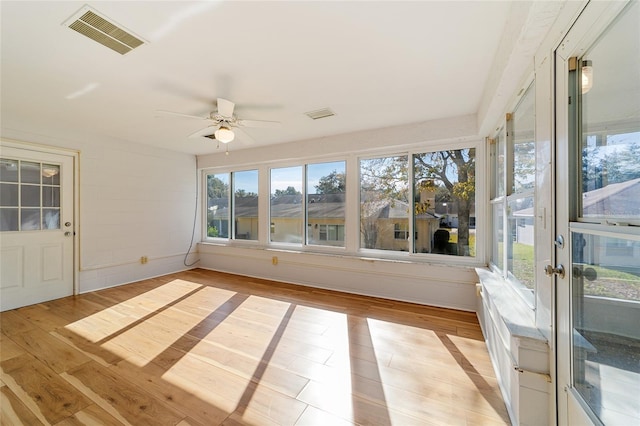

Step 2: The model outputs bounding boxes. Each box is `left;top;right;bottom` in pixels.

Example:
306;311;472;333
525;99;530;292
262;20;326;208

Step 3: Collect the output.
157;98;281;144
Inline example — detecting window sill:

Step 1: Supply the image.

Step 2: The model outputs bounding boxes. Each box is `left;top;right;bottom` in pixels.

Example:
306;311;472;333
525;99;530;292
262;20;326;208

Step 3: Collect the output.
476;267;546;343
199;240;485;269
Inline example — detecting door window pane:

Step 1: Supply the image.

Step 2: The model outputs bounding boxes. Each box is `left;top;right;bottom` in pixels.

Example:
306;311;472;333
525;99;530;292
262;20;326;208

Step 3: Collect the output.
1;158;63;232
20;185;40;207
571;231;640;426
42;164;60;185
21;208;40;230
360;156;409;251
0;159;18;182
0;209;18;231
307;161;346;247
233;170;258;241
580;1;640;222
42;186;60;208
0;183;18;206
413;149;476;256
20;161;40;184
206;173;229;238
43;209;60;230
270;166;303;243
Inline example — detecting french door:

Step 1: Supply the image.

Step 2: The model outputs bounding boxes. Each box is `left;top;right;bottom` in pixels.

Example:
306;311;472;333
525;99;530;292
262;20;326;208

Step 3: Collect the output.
556;1;640;425
0;142;76;311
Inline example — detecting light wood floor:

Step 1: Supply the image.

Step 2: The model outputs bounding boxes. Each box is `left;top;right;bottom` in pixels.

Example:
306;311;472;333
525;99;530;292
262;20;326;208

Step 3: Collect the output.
1;268;509;425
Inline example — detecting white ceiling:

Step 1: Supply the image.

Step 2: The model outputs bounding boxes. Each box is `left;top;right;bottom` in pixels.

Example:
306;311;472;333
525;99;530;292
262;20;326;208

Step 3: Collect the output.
1;1;513;155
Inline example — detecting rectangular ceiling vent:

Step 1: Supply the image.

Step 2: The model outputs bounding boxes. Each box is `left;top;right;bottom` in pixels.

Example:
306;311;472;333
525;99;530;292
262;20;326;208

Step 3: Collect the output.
305;108;335;120
65;7;145;55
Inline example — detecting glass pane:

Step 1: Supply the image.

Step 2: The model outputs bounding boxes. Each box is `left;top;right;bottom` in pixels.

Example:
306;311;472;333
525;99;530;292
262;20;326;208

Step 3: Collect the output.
270;166;303;243
580;1;640;222
0;183;18;206
413;149;475;256
0;159;19;182
0;208;19;231
21;185;40;207
233;170;259;241
206;173;229;238
512;82;536;194
21;208;41;230
492;203;504;270
20;161;40;184
360;156;409;252
496;131;505;197
42;164;60;185
42;186;60;208
43;209;60;229
571;232;640;426
307;161;346;247
507;196;535;293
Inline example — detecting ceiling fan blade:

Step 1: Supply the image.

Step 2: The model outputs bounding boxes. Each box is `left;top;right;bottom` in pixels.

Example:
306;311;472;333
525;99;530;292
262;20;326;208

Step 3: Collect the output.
188;125;219;139
236;119;281;128
217;98;235;117
156;110;208;120
233;127;255;145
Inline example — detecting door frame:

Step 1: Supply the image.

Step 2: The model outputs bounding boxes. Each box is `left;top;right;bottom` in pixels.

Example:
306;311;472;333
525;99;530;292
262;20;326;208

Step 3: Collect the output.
554;1;632;424
0;138;80;298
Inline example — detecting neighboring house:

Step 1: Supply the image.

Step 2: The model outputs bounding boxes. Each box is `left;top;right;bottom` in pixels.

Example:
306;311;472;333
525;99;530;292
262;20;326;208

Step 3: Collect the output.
209;193;445;252
581;178;640;269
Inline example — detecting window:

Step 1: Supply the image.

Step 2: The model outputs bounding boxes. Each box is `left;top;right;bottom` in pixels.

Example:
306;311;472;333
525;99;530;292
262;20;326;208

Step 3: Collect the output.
413;149;476;256
360;155;409;252
394;223;409;240
306;161;346;247
204;146;478;260
317;224;344;241
0;159;61;232
232;170;258;240
206;173;229;238
490;81;536;304
270;166;303;243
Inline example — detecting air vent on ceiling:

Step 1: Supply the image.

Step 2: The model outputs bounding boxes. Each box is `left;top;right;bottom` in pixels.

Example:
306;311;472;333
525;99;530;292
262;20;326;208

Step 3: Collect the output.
65;7;145;55
305;108;335;120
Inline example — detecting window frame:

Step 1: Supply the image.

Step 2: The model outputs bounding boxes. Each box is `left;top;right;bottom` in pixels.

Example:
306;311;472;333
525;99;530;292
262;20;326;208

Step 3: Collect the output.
200;139;484;266
489;77;537;307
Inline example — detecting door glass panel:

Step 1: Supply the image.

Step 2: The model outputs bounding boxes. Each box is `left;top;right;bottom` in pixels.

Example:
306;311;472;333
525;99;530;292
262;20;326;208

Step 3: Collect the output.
580;0;640;222
42;164;60;185
0;159;18;182
21;185;40;207
20;161;40;184
43;209;60;229
0;209;18;231
42;186;60;207
0;184;18;206
21;209;41;230
571;231;640;426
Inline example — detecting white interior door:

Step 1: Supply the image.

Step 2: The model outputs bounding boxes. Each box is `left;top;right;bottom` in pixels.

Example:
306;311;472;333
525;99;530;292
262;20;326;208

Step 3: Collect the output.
555;2;640;425
0;144;76;311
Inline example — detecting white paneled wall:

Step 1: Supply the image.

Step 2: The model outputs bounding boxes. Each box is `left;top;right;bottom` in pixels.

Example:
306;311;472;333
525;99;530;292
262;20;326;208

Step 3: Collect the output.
0;129;198;293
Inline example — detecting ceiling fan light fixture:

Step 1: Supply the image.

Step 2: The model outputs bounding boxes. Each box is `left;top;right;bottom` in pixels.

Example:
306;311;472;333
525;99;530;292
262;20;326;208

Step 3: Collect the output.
214;126;235;143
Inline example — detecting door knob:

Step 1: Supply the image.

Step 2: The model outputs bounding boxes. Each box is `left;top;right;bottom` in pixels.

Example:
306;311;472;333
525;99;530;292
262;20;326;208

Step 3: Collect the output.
64;231;72;237
544;264;565;279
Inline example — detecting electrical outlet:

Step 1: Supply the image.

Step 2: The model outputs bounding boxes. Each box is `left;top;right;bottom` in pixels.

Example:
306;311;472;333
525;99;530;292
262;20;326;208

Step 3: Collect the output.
140;256;148;264
272;256;278;265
